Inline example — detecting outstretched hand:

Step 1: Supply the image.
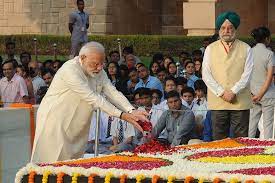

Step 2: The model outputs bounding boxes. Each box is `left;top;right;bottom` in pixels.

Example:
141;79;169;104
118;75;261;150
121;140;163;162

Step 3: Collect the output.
120;110;149;133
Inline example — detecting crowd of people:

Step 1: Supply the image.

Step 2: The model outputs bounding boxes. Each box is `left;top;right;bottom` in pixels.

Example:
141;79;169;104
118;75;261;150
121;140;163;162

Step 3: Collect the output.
0;41;63;107
1;24;275;156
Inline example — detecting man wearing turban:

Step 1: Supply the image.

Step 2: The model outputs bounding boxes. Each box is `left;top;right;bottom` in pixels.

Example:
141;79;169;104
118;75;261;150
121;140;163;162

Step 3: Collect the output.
202;11;253;140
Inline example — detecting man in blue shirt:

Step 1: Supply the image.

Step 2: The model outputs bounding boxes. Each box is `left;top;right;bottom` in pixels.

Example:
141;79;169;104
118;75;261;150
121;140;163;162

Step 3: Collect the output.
135;63;163;93
69;0;89;57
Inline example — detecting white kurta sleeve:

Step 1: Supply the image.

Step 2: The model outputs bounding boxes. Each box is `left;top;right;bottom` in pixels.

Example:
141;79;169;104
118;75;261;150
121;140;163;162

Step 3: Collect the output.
101;71;134;112
230;47;254;94
62;66;122;118
202;46;225;97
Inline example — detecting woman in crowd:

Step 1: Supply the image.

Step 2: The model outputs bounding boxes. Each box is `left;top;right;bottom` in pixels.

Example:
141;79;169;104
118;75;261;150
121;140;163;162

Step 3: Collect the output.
167;62;177;77
249;26;275;139
16;65;35;104
163;56;174;70
194;57;203;78
106;61;128;96
149;60;161;77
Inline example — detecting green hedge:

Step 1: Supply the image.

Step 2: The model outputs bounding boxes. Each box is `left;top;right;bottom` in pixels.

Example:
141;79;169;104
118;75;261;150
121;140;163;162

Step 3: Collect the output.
1;35;274;57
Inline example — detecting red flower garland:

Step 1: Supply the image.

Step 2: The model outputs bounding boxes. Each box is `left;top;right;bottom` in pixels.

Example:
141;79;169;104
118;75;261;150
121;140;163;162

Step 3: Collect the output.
236;138;275;146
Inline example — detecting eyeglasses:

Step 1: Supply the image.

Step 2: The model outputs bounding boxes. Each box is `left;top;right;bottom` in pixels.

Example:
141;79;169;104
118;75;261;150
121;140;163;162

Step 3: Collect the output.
139;96;150;100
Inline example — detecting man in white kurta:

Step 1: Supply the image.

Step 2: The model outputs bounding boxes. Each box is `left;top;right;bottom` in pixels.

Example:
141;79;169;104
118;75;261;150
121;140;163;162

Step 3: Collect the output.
31;42;146;163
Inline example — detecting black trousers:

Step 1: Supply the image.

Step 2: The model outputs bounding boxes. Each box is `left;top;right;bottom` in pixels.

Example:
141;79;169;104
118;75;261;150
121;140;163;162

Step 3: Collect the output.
211;110;250;140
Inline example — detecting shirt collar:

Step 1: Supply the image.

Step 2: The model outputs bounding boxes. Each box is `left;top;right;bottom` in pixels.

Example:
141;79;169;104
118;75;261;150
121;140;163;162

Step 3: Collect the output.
256;43;266;48
3;73;17;82
77;10;85;14
141;75;152;85
168;105;185;115
32;75;40;81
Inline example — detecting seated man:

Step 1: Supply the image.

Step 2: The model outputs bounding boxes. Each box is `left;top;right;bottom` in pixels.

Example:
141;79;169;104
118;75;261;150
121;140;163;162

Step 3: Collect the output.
135;63;163;93
109;117;136;153
152;90;195;147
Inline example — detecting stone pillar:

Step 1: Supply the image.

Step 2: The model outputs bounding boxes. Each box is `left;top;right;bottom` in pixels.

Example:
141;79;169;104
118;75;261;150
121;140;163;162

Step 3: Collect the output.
268;0;275;33
183;0;217;36
161;0;185;35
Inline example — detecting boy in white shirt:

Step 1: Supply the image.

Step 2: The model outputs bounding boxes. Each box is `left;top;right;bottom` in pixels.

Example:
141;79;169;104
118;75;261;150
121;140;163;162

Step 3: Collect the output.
110;118;136;153
135;87;166;144
193;80;208;137
86;112;113;154
181;87;197;110
181;87;202;138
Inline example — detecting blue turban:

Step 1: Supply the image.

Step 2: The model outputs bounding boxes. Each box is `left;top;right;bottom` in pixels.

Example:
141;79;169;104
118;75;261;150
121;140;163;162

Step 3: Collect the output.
216;11;240;30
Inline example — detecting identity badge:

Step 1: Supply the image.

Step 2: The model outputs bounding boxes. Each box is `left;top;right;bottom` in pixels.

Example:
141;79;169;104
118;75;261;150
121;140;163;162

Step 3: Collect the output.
81;26;85;32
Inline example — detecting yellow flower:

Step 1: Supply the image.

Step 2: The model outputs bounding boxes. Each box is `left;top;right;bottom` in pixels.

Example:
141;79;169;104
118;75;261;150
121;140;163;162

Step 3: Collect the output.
197;155;275;164
167;176;176;183
230;178;239;183
260;180;271;183
42;171;51;183
72;172;80;183
104;172;113;183
198;177;205;183
136;174;145;183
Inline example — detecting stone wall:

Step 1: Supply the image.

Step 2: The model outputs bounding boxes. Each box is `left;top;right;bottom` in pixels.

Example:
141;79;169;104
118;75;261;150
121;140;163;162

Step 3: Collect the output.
111;0;162;35
216;0;268;36
0;0;273;35
0;0;111;35
0;0;186;35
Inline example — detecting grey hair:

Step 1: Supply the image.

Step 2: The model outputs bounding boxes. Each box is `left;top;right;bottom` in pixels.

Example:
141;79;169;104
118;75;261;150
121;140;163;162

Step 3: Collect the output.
79;41;105;56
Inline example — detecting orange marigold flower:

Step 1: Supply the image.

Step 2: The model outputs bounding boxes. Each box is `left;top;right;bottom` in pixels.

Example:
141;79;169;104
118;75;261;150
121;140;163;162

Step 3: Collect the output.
56;172;65;183
245;180;255;183
184;176;194;183
120;174;127;183
88;173;97;183
28;171;36;183
213;178;222;183
178;139;244;150
152;175;160;183
54;155;163;166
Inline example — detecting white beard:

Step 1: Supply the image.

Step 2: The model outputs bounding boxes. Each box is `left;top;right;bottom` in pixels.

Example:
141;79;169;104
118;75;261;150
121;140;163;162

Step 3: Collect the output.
220;32;236;43
79;59;100;78
87;71;100;78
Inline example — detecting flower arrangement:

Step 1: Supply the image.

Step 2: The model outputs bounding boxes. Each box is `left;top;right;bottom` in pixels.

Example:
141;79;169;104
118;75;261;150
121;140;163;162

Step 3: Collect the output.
133;139;170;154
15;138;275;183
